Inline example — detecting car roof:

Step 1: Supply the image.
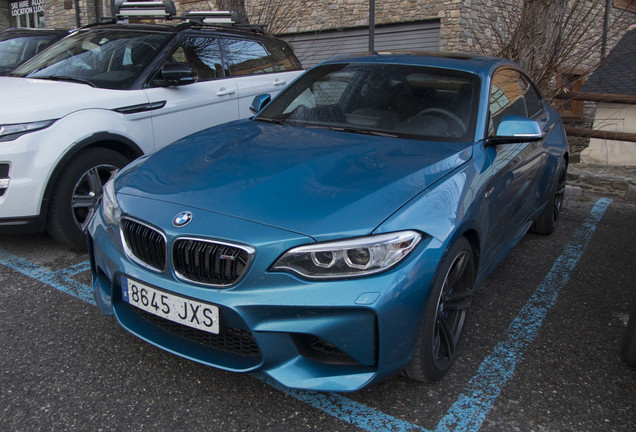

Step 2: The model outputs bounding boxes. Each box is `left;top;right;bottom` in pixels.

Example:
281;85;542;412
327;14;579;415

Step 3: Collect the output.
78;21;280;42
320;51;518;75
0;28;68;39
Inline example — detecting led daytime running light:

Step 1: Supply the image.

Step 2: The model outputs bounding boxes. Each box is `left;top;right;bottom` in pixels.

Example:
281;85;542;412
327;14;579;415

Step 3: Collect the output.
272;230;421;279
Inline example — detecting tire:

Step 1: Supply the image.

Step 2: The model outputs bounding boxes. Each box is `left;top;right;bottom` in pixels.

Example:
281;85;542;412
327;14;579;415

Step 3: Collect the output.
531;157;567;235
404;237;475;382
47;148;130;250
622;296;636;367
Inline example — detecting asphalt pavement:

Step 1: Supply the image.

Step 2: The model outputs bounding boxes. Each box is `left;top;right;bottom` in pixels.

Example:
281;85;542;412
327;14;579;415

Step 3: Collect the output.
0;164;634;431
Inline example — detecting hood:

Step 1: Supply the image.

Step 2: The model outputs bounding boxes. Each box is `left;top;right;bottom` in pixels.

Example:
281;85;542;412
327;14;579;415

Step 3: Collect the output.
0;77;149;123
117;120;472;240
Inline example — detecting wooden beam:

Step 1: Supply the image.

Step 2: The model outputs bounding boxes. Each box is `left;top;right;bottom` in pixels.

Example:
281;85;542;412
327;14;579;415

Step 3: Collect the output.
565;126;636;143
555;91;636;105
613;0;636;14
560;114;586;124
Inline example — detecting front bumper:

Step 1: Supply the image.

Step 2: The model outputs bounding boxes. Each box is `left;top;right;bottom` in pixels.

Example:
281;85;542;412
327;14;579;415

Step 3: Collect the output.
0;126;66;223
88;202;444;392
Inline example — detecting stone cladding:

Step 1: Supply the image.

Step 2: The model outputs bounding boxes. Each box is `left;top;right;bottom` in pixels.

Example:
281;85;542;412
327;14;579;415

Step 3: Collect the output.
0;0;10;28
567;164;636;202
2;0;633;60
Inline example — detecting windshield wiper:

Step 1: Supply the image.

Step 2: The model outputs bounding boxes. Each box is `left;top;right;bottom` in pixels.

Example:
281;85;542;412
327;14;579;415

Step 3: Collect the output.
254;117;295;127
326;125;398;138
37;75;97;88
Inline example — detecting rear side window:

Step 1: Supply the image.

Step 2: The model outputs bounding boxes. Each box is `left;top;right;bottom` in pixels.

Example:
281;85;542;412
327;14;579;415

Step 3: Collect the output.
168;36;224;82
262;40;301;71
223;38;273;76
222;38;299;76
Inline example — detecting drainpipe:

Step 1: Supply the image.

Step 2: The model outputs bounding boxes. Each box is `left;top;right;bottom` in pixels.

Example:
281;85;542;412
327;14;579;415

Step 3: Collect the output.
74;0;81;27
602;0;610;58
369;0;375;51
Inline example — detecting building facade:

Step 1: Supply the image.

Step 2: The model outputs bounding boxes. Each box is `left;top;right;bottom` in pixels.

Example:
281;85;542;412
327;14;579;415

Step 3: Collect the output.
1;0;634;83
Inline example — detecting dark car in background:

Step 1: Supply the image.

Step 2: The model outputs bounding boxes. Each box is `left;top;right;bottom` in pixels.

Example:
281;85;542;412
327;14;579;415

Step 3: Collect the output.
0;28;67;75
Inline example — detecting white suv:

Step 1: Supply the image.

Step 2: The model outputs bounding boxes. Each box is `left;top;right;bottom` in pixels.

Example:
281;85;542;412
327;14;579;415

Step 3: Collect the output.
0;2;302;248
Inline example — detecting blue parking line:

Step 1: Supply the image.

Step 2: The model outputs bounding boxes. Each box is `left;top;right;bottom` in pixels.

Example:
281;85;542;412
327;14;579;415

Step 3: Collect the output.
257;373;429;431
435;197;613;432
0;197;612;432
0;249;95;304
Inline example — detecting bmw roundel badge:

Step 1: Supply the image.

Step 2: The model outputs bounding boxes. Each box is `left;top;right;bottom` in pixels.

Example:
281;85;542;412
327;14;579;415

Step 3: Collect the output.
172;211;192;227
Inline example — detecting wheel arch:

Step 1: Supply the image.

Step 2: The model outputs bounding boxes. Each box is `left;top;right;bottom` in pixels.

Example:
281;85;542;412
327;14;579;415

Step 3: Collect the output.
40;132;144;216
460;228;481;275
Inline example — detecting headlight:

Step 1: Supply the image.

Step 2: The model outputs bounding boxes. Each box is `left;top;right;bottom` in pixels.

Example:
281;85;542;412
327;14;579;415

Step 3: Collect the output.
102;178;121;226
0;119;56;141
271;230;422;279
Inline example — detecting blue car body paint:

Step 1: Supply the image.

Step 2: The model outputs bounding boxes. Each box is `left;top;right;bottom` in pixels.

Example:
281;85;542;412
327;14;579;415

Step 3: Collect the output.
85;52;571;391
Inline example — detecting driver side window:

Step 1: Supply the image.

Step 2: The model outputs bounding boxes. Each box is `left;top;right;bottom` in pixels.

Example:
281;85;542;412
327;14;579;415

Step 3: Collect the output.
168;36;224;82
488;69;543;135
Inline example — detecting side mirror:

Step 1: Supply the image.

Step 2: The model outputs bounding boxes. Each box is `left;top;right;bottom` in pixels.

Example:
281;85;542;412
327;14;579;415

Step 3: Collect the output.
487;115;543;145
250;94;271;114
157;63;197;86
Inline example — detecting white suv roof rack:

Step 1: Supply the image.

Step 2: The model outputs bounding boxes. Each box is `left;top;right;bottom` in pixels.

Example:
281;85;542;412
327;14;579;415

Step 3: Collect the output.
183;10;236;25
116;1;177;19
111;1;267;32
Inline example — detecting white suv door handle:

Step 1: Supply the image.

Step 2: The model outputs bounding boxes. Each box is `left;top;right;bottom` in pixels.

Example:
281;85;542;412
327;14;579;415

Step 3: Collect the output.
273;79;286;87
216;87;236;96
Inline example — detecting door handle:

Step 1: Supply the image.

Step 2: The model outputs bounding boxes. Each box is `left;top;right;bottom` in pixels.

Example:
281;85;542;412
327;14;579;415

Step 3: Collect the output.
216;88;236;96
272;79;286;87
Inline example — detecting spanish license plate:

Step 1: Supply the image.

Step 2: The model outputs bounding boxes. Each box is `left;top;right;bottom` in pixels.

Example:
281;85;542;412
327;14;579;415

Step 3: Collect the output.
121;276;219;334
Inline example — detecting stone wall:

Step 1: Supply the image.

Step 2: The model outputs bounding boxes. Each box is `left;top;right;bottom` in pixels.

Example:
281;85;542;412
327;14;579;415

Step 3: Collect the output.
42;0;227;28
567;164;636;201
0;0;10;29
240;0;521;53
245;0;457;47
3;0;634;60
456;0;520;54
43;0;100;28
458;1;634;74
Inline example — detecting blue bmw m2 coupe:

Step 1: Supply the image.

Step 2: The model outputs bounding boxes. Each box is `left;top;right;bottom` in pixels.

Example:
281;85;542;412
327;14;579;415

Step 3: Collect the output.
87;52;569;392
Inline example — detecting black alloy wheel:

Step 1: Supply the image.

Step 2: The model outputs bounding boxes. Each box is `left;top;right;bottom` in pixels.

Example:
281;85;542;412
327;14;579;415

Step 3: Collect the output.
71;162;120;231
532;158;567;235
47;148;130;249
552;163;567;223
432;247;475;371
405;237;475;382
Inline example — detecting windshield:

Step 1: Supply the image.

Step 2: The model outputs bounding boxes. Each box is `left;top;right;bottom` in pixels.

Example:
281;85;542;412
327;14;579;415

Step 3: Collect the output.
0;34;61;74
256;63;480;141
12;29;172;89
